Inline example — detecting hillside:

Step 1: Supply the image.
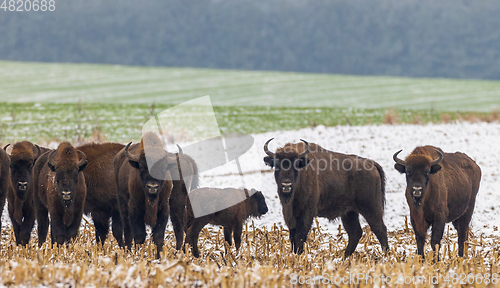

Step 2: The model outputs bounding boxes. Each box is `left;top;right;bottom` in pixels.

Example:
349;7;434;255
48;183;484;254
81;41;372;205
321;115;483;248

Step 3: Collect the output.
1;61;499;111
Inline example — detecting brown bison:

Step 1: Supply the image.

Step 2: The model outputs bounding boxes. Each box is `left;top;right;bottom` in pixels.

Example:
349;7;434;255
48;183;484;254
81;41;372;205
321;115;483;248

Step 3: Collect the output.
264;139;389;256
77;142;125;245
114;132;176;258
185;188;268;258
0;146;10;236
169;145;199;250
33;142;88;245
5;142;50;245
393;145;481;259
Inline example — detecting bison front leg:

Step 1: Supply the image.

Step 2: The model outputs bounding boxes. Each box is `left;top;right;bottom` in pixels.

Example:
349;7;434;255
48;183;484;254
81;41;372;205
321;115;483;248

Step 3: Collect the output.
233;223;243;251
430;221;446;261
18;204;36;246
410;217;429;259
117;192;132;249
50;216;67;245
35;202;50;246
294;216;314;255
223;225;233;246
341;211;363;258
152;209;169;259
129;209;146;245
289;228;297;253
66;213;84;243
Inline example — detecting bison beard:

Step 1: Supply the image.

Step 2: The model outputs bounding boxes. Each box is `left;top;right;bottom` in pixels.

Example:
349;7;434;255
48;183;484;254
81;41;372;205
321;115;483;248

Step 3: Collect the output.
33;142;87;246
393;145;481;260
264;139;389;257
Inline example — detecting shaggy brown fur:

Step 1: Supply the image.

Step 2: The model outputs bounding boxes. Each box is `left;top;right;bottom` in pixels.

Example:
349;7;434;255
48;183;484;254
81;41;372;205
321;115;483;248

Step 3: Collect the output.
114;132;175;258
394;145;481;259
77;142;125;246
33;142;88;245
264;140;388;257
6;141;50;245
185;188;268;258
0;146;10;237
169;148;199;250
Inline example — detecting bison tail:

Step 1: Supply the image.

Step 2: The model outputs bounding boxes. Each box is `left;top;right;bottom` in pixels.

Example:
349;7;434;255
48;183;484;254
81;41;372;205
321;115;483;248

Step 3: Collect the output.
374;162;386;210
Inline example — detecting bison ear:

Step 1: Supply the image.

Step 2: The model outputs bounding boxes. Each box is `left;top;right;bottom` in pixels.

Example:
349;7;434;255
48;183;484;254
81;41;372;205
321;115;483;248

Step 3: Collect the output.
128;159;140;169
430;164;441;174
394;163;405;174
263;156;274;168
296;157;310;169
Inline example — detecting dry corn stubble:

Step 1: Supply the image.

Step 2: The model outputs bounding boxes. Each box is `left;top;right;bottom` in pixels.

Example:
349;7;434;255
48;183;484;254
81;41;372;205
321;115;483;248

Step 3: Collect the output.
0;218;500;287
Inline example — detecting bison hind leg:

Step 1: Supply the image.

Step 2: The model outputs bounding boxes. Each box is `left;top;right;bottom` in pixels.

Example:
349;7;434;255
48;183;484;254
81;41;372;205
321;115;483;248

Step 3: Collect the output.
359;210;389;253
341;211;363;258
453;214;473;258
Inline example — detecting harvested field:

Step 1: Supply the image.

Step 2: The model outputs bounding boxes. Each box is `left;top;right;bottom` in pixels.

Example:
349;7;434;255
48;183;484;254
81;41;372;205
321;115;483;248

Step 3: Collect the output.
1;221;500;287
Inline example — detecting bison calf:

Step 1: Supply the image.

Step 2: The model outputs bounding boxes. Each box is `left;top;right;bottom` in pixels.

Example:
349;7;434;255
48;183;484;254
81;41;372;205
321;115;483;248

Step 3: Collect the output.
264;139;389;257
393;146;481;259
34;142;88;245
185;188;268;258
5;142;50;245
114;132;176;258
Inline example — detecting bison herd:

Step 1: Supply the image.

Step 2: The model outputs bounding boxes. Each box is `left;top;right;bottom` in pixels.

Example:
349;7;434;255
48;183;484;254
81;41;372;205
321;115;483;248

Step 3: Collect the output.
0;133;481;260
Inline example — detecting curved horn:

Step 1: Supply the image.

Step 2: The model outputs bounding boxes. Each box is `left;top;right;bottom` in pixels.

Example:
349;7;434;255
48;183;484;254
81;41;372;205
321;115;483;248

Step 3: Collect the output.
393;149;405;166
263;138;275;157
431;149;443;166
48;150;57;169
3;144;10;151
77;150;87;167
176;144;183;156
125;142;140;163
298;139;310;158
33;144;41;160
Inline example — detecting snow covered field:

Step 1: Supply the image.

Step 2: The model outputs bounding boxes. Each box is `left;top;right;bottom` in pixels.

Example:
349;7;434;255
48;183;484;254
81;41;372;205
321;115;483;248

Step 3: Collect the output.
195;122;500;237
2;122;499;241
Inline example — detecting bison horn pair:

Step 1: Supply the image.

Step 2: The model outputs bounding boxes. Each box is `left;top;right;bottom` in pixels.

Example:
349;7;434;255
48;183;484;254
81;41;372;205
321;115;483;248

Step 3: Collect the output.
48;150;86;168
393;149;443;166
125;142;177;164
264;138;310;158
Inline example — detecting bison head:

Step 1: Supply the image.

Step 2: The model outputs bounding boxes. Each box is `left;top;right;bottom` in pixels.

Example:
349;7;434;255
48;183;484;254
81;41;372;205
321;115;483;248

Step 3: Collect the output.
263;138;310;203
47;144;87;208
246;189;269;217
125;142;176;205
5;142;41;200
393;149;443;206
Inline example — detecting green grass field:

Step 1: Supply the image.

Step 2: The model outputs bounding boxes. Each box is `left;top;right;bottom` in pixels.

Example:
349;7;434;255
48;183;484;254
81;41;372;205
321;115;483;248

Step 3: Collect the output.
0;60;499;143
1;60;499;111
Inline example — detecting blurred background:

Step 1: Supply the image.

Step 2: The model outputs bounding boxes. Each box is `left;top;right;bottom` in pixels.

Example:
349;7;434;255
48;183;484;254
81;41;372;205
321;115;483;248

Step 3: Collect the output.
2;0;500;79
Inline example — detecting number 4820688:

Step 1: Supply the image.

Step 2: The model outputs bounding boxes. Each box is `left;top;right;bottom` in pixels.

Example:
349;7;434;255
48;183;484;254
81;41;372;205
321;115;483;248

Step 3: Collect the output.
1;0;55;11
